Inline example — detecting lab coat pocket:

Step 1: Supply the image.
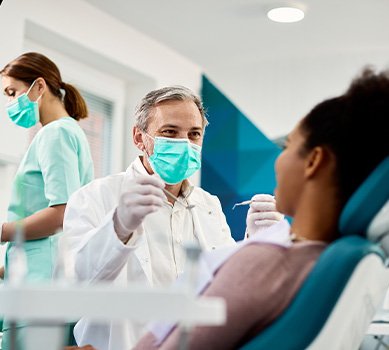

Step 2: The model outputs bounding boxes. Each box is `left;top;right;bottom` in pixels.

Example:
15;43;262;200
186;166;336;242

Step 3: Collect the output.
194;205;231;248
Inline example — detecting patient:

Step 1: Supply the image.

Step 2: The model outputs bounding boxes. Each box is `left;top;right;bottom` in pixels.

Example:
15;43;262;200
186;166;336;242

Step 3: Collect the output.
133;67;389;349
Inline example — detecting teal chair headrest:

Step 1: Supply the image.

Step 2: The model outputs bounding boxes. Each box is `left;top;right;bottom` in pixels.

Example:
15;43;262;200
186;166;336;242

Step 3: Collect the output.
339;156;389;236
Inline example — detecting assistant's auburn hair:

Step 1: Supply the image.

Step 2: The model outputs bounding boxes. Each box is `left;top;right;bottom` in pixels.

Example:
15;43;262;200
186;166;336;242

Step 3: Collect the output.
0;52;88;121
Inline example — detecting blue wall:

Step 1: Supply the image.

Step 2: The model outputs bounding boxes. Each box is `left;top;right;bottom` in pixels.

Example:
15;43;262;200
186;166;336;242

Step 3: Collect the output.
201;75;281;241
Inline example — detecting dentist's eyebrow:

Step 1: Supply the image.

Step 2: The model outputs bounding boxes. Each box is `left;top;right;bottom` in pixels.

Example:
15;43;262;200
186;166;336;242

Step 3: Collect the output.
159;124;179;129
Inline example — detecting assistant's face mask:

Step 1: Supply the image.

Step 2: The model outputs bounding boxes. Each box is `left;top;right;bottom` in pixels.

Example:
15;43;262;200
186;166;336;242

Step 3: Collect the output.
6;79;42;128
145;134;202;185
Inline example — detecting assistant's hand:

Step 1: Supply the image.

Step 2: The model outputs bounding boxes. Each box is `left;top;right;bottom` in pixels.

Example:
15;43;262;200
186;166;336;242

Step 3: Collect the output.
246;194;284;237
114;175;165;243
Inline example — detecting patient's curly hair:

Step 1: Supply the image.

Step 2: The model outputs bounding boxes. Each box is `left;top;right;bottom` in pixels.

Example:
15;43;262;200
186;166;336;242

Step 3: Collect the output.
300;67;389;205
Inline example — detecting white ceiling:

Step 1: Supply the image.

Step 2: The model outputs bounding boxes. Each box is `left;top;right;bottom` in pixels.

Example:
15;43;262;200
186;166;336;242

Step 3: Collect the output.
84;0;389;137
85;0;389;68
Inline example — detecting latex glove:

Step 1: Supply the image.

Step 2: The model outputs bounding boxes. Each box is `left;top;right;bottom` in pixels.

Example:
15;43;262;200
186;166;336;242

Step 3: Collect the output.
114;175;165;243
246;194;284;237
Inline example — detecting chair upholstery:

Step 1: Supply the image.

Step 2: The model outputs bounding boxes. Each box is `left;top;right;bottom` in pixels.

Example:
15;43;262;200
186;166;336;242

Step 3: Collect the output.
339;157;389;237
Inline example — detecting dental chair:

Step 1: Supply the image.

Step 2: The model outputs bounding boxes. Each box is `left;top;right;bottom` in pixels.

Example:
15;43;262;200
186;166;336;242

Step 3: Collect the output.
241;156;389;350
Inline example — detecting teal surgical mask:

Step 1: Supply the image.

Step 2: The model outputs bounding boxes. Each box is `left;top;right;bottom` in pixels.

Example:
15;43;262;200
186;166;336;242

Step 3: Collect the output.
6;79;42;128
146;134;202;185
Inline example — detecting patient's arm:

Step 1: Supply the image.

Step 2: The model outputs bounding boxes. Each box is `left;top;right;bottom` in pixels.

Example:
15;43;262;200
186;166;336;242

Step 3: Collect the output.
135;242;324;350
161;245;288;349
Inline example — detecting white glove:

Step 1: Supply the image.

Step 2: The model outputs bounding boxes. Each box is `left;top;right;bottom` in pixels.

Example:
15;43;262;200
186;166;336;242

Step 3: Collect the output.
114;175;165;243
246;194;284;237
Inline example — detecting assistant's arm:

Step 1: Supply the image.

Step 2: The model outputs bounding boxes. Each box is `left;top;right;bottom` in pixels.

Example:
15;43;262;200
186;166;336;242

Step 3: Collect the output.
1;126;88;243
1;205;65;242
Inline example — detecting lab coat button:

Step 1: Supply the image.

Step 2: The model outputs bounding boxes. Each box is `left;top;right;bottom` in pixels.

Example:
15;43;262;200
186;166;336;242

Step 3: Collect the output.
208;211;212;215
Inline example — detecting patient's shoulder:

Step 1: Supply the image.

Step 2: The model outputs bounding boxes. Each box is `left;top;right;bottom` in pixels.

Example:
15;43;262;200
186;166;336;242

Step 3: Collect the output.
216;242;326;293
229;241;326;267
288;241;327;263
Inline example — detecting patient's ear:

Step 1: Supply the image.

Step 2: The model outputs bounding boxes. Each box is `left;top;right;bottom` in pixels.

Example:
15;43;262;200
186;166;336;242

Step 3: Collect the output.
304;146;328;178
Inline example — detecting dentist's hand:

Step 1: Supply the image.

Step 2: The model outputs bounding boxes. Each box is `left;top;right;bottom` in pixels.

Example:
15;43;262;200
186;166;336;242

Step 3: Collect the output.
114;175;165;243
246;194;284;238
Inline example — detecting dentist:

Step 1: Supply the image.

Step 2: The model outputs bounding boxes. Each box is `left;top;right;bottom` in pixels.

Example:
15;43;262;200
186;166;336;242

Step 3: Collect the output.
63;85;280;350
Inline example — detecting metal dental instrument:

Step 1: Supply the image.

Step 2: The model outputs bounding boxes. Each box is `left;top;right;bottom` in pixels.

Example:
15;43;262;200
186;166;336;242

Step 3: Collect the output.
162;188;195;210
232;200;252;210
232;194;275;210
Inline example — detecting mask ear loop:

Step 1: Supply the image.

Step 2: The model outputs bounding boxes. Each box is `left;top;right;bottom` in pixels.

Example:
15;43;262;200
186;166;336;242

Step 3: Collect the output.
142;132;155;158
26;79;44;102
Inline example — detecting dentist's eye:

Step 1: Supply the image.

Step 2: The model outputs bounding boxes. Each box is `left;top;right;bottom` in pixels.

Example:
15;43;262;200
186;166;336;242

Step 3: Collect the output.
189;131;202;140
161;129;177;137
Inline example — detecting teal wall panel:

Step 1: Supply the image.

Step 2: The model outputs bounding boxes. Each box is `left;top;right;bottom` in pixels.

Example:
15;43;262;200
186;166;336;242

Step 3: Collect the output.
201;75;281;240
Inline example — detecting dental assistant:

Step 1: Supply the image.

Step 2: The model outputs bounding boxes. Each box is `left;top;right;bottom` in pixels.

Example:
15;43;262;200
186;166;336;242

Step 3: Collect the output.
0;52;94;349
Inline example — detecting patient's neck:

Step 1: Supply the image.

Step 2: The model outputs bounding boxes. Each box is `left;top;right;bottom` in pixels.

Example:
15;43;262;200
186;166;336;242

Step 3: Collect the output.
291;188;341;243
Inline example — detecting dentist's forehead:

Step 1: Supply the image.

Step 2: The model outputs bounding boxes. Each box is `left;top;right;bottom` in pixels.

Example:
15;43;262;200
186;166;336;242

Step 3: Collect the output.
147;100;203;130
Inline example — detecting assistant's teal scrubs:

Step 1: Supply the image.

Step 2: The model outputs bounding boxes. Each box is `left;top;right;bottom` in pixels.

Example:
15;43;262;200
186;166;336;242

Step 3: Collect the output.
1;116;94;349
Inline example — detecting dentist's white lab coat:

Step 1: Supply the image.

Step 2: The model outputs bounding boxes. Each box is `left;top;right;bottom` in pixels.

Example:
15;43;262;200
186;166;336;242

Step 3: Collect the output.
63;157;235;350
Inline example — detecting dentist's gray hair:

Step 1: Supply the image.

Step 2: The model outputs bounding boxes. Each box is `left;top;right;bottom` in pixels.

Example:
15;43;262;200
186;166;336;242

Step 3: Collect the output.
134;85;208;131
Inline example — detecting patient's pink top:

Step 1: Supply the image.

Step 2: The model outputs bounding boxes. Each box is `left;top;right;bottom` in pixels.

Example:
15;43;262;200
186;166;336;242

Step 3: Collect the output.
134;240;326;350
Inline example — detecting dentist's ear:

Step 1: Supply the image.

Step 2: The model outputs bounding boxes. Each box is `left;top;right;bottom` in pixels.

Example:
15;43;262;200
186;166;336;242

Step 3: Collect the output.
133;126;146;151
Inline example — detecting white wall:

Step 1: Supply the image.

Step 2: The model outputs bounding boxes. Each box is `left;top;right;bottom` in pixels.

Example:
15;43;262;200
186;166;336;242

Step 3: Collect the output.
206;49;389;139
